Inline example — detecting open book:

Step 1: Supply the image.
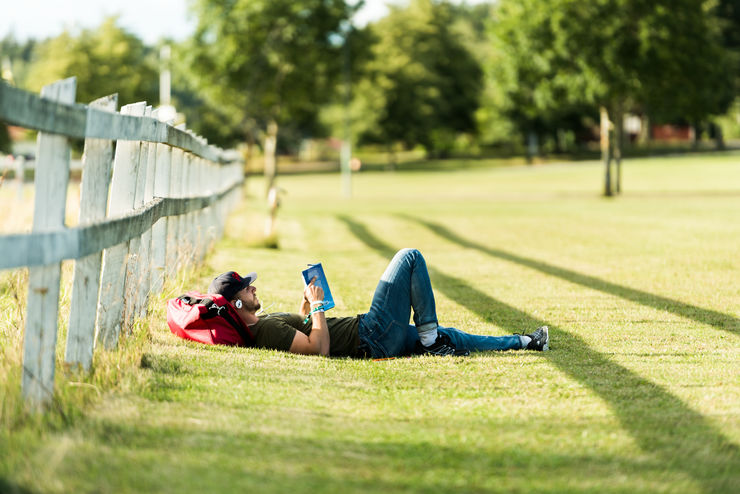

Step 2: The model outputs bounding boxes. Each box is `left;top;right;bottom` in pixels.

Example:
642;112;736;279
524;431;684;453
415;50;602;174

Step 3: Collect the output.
301;263;336;311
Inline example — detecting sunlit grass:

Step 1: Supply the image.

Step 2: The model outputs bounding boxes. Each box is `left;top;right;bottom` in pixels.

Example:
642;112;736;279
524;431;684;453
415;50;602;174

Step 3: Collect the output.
1;153;739;493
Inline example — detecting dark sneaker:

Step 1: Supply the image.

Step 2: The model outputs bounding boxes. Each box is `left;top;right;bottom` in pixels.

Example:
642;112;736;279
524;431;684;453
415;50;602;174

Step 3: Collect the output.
524;326;549;351
417;333;470;357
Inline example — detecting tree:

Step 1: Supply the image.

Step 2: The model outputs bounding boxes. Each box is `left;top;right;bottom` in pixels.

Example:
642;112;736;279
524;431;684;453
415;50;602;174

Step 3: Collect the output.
0;35;37;88
168;42;247;150
1;35;38;154
492;0;736;194
24;17;158;106
491;0;601;159
447;2;518;148
355;0;483;158
186;0;356;192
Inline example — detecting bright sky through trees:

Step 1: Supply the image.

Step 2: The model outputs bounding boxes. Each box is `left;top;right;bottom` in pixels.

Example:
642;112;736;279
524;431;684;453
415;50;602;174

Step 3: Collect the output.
0;0;399;43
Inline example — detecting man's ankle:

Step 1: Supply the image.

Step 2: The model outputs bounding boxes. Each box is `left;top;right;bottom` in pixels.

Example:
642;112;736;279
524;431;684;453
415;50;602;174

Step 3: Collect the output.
419;329;438;346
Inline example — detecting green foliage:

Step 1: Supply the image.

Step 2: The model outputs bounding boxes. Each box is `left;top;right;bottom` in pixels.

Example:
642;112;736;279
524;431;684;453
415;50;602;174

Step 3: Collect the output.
0;35;37;89
448;2;517;146
24;17;158;106
185;0;356;141
355;0;483;157
712;0;740;94
168;43;247;149
492;0;737;143
0;122;9;154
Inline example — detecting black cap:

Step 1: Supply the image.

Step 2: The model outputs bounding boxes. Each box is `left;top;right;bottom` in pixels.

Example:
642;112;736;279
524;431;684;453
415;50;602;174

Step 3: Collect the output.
208;271;257;300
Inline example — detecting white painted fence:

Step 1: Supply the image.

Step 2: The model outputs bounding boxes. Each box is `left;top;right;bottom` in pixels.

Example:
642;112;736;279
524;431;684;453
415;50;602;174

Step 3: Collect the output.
0;78;243;409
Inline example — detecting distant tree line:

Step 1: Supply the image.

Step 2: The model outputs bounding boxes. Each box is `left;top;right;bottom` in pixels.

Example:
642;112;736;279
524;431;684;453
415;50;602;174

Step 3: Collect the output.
1;0;738;164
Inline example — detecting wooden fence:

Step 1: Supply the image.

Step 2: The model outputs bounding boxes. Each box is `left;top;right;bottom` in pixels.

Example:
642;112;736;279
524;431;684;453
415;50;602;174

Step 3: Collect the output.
0;78;243;409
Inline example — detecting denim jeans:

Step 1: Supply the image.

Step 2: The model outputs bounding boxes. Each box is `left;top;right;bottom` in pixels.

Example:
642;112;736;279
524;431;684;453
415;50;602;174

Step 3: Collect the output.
358;248;523;358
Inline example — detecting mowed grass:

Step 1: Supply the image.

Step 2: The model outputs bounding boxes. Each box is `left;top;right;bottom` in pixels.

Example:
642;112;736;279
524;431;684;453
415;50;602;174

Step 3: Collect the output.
2;154;739;493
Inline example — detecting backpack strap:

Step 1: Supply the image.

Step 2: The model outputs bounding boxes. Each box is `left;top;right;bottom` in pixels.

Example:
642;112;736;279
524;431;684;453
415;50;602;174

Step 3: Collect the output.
178;295;255;346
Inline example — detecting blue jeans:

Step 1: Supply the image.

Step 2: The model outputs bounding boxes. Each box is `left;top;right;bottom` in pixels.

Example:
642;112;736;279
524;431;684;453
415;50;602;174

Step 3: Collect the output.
358;248;523;358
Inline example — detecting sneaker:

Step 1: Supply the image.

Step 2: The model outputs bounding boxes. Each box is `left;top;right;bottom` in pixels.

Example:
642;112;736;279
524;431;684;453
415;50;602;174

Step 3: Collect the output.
524;326;549;351
417;333;470;357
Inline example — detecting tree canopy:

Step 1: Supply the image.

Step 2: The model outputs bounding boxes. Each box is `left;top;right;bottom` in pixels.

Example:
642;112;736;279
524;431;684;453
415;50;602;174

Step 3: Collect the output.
492;0;736;144
25;17;158;106
354;0;483;156
185;0;356;187
2;0;737;164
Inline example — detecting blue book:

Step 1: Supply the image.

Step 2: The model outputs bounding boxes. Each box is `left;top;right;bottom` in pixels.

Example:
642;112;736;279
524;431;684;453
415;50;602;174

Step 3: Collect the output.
301;263;335;311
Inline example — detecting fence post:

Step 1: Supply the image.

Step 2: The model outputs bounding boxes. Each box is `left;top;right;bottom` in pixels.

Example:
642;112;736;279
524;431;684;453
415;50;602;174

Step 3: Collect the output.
181;149;198;264
137;108;158;314
198;155;213;259
21;77;77;408
167;146;184;277
186;149;198;262
96;102;146;349
65;94;118;372
151;134;172;294
126;105;152;324
15;154;25;201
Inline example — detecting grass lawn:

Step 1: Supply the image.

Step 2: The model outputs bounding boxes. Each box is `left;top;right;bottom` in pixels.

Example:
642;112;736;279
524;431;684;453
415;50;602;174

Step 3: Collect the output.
1;154;739;493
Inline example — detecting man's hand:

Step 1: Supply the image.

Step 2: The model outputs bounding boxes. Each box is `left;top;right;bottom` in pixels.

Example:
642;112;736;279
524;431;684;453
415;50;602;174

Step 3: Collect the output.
303;276;324;304
292;276;330;356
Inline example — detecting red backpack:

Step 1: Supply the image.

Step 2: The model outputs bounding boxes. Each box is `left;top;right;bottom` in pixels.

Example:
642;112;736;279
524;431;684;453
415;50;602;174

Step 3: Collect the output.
167;291;255;347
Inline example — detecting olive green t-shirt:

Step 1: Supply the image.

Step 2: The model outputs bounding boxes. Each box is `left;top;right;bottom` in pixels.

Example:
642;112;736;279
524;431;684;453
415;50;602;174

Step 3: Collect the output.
248;312;361;357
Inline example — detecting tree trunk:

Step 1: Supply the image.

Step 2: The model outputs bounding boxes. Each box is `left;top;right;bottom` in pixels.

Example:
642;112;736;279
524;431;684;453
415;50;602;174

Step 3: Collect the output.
639;113;651;144
263;119;278;196
243;118;258;174
526;131;538;164
386;143;396;171
614;105;623;195
713;122;725;150
692;121;701;149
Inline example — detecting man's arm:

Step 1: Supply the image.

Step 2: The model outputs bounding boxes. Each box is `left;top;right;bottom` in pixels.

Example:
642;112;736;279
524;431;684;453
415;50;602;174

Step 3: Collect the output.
289;278;330;356
299;294;310;318
289;311;330;356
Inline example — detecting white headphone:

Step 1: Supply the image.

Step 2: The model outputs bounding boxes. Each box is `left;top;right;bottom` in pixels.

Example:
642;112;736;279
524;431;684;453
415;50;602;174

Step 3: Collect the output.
234;299;243;309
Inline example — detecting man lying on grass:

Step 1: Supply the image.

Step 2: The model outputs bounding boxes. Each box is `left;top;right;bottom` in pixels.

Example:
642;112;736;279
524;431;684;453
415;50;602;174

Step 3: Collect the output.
209;248;549;358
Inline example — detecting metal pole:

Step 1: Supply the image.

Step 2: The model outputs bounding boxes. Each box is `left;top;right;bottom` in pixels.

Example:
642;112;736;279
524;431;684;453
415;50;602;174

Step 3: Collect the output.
600;107;612;197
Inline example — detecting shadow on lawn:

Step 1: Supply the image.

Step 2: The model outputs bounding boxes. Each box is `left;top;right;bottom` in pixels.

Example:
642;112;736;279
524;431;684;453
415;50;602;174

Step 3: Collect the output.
401;215;739;337
74;421;706;493
337;215;739;493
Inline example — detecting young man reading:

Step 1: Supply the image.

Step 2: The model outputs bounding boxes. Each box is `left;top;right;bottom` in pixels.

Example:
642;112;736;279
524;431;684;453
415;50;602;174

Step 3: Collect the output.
208;248;549;358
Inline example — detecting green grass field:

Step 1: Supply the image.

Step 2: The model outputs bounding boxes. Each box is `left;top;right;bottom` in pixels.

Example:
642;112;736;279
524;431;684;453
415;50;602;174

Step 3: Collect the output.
2;154;739;493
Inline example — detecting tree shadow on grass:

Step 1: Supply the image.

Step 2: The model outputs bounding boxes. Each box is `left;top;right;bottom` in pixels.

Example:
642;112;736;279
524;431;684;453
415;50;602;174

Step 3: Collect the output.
31;417;699;493
0;478;38;494
401;214;739;337
336;214;740;493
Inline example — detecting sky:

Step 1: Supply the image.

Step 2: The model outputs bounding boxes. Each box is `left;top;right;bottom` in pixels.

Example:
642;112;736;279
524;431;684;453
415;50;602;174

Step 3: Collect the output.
0;0;402;45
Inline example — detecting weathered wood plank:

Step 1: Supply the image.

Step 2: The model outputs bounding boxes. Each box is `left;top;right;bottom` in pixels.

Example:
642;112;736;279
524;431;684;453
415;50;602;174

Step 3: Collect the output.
136;107;158;316
0;83;227;163
96;102;146;349
65;94;118;372
125;105;151;328
150;137;172;295
0;182;241;270
182;151;196;265
15;155;26;200
167;147;184;277
22;77;76;409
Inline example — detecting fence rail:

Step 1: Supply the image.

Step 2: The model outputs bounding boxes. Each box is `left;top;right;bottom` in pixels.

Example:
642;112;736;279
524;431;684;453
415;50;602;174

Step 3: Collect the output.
0;78;243;409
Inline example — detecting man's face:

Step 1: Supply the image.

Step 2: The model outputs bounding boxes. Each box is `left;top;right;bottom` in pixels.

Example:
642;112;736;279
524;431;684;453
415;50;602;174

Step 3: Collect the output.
235;284;260;313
